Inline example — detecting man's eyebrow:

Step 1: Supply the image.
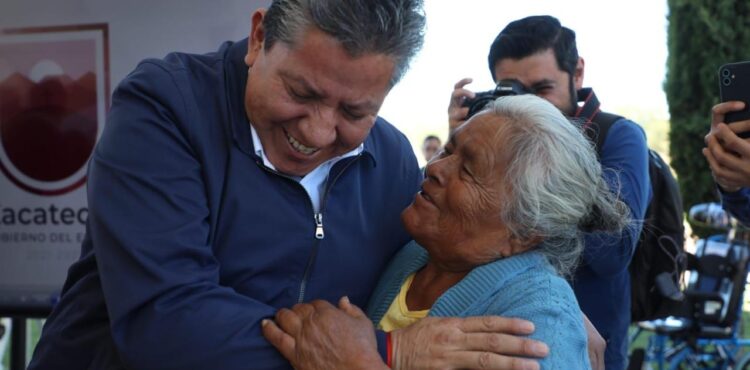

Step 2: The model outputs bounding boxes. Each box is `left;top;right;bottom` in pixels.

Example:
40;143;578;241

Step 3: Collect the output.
279;71;325;98
280;71;379;112
343;100;380;113
529;79;556;89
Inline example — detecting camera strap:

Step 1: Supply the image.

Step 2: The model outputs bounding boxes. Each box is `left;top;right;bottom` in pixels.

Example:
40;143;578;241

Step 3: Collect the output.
575;87;601;124
574;87;623;156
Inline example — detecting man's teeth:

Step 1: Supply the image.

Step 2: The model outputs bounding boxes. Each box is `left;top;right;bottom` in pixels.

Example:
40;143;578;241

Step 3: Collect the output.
287;133;318;155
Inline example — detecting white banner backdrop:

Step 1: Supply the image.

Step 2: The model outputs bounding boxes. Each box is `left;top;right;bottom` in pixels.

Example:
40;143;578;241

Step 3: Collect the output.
0;0;269;313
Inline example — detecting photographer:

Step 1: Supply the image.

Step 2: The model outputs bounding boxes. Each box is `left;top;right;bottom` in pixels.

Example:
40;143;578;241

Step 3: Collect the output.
447;16;651;370
704;101;750;224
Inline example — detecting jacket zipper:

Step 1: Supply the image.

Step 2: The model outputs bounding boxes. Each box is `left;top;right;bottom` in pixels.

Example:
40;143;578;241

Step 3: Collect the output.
295;154;362;303
252;155;362;304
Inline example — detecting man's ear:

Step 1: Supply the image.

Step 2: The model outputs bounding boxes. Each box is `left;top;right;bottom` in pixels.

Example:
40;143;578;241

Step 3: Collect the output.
573;57;585;90
245;9;267;67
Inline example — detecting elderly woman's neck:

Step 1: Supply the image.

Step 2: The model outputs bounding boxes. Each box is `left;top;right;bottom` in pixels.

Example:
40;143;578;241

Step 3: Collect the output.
406;262;471;311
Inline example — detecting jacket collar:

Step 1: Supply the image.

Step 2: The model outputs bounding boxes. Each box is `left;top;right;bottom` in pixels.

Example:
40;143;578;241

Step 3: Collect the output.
388;242;551;317
574;87;602;123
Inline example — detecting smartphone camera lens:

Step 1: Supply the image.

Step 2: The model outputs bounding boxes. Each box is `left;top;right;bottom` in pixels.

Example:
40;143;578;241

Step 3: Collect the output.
723;77;732;86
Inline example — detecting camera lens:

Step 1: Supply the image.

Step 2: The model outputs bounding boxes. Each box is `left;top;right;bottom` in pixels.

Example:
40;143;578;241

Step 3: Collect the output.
722;68;731;77
723;77;732;86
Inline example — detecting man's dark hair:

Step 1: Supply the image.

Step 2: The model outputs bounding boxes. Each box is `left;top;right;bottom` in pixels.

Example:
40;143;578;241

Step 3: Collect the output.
487;15;578;81
423;135;441;144
263;0;426;86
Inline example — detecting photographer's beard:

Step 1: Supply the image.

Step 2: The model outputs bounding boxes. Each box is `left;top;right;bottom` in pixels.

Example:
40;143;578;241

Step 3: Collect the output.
565;73;579;117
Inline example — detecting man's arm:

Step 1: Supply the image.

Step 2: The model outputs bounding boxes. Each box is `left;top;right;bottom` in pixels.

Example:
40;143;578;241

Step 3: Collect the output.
91;62;288;369
581;120;651;276
718;187;750;225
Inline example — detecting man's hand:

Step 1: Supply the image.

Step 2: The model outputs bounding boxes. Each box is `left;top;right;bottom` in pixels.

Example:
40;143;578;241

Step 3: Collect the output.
391;316;548;370
703;101;750;191
448;78;476;134
262;297;387;370
583;314;605;370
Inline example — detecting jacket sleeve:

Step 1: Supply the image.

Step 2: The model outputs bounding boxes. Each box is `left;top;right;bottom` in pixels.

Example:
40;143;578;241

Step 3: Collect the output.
720;187;750;225
89;61;287;369
581;119;651;277
485;276;592;370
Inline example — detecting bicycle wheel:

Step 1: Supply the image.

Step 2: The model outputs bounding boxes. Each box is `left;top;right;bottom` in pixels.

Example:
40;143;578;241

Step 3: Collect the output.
737;352;750;370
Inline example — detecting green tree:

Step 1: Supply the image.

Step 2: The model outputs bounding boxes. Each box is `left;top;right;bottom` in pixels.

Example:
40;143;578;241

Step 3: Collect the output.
666;0;750;234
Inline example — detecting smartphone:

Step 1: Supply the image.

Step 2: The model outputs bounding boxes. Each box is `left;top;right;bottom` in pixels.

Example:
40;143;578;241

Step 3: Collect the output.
718;61;750;138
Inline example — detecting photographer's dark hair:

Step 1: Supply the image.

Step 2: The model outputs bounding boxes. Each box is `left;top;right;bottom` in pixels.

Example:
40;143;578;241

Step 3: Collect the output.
487;15;578;82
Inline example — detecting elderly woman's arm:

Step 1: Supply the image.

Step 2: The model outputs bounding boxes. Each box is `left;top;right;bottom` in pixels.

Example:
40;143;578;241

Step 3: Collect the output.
262;298;548;370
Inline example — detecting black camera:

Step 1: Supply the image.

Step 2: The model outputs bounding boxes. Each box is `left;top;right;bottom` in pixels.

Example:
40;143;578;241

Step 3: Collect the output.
461;80;529;119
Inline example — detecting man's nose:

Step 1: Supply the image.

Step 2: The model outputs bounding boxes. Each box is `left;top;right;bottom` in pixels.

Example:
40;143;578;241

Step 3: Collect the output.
299;106;337;148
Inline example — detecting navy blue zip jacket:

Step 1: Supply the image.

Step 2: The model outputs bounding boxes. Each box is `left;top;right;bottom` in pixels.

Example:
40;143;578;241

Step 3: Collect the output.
28;39;421;370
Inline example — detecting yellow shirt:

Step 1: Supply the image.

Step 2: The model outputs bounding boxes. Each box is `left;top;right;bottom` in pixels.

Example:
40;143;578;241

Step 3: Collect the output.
378;273;429;332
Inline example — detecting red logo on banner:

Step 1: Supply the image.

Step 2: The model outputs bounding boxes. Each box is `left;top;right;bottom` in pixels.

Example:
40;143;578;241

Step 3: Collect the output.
0;25;109;196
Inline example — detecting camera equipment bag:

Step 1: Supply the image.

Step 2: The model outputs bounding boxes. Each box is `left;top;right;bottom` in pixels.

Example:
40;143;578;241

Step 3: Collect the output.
584;109;687;322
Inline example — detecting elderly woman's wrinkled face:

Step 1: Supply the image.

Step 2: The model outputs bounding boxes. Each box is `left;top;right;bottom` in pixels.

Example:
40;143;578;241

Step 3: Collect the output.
402;113;521;270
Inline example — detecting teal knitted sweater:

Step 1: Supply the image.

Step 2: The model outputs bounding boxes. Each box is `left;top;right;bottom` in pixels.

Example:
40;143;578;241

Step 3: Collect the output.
366;241;591;370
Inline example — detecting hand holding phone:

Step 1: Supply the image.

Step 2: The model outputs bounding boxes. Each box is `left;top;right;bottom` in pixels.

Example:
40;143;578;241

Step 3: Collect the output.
705;62;750;191
718;61;750;138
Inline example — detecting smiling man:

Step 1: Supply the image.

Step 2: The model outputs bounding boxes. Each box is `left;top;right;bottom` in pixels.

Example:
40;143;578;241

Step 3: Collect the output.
27;1;550;370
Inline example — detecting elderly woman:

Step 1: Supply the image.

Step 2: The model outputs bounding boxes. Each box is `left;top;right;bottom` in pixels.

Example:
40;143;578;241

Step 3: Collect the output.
263;94;628;370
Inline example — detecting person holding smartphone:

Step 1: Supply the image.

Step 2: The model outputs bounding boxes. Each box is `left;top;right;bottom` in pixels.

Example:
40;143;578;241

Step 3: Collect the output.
704;100;750;224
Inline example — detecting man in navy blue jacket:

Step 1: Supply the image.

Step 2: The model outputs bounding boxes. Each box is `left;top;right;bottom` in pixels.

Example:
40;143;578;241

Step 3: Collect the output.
28;1;552;370
448;16;651;370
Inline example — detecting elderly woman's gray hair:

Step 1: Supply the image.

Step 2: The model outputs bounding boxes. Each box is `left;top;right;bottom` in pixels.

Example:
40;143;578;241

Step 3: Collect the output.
262;0;426;86
489;95;629;276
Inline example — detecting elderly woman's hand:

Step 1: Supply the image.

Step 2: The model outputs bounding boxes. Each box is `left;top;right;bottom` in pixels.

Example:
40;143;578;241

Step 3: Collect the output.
391;316;548;370
264;297;550;370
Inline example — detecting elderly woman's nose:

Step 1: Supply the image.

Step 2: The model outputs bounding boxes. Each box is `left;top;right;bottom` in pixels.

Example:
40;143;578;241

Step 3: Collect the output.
424;159;446;185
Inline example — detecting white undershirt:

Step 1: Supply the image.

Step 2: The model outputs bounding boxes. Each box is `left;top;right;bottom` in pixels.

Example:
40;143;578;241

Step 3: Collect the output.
250;125;362;213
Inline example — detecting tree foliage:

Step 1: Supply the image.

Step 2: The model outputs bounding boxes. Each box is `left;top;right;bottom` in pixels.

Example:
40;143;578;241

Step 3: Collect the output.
666;0;750;234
